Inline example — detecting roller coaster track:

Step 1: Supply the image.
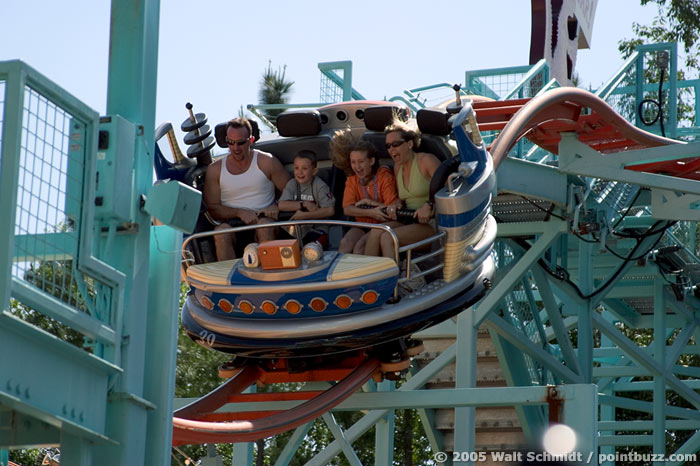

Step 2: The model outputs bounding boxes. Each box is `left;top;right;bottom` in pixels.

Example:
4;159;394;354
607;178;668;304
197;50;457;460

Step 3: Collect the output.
172;357;381;445
171;87;698;454
476;87;688;176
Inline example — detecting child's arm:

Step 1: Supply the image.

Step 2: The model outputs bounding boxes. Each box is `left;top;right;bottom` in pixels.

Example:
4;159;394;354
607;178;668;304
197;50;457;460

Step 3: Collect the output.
278;199;303;212
292;205;335;220
343;203;389;222
278;179;301;212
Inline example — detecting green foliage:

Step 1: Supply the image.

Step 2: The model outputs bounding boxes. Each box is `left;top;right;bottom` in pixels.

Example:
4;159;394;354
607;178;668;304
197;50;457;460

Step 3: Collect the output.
9;298;85;348
618;0;700;129
8;443;60;464
393;408;434;466
619;0;700;69
611;322;700;456
172;282;232;463
258;61;294;119
9;259;92;349
637;0;700;67
8;449;41;466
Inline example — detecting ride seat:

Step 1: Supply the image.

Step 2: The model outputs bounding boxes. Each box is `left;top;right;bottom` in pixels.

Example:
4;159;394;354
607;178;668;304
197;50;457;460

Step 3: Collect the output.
361;106;454;164
213;119;261;147
259;110;346;221
415;108;456;161
360;105;409;167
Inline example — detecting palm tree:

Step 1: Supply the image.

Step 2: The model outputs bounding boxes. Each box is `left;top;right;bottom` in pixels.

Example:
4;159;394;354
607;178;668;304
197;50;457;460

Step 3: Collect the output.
258;61;294;120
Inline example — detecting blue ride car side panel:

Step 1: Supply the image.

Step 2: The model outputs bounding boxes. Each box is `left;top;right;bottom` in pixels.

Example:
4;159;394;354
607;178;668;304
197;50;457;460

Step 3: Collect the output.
181;269;487;358
191;276;397;318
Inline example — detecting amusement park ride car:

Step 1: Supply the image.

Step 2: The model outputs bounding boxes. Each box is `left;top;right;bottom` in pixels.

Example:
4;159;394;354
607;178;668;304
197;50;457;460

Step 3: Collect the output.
155;84;685;445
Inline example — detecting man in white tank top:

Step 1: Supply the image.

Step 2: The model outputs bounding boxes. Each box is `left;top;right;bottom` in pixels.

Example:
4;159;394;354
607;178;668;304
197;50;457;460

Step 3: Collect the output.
203;117;290;260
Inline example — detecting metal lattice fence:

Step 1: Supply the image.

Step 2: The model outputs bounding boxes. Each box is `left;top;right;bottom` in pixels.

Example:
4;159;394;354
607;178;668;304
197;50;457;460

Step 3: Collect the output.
320;68;344;103
2;61;118;356
14;86;89;312
464;61;552;159
466;71;527;101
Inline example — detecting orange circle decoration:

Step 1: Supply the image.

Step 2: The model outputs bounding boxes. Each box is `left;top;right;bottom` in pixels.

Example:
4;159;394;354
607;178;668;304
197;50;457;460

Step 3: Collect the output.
238;300;254;315
310;297;328;312
334;295;353;309
218;299;234;313
284;299;302;314
261;300;278;315
199;295;214;310
361;290;378;305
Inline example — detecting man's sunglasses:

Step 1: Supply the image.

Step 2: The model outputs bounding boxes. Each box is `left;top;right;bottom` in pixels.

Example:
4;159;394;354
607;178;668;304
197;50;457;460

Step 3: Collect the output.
385;140;407;150
226;137;250;146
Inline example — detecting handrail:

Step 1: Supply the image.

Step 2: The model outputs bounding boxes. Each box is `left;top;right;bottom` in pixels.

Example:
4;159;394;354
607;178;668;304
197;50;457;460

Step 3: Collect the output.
388;95;419;113
596;51;640;100
535;79;561;96
182;220;401;266
399;231;445;284
388;83;471;111
502;59;550;101
183;220;451;297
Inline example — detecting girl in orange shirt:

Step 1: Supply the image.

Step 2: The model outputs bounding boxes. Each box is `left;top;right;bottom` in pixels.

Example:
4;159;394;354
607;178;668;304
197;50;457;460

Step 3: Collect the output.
336;139;401;254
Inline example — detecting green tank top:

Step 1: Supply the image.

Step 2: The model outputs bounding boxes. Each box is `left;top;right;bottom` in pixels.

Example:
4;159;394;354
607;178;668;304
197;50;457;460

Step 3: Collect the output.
397;155;430;210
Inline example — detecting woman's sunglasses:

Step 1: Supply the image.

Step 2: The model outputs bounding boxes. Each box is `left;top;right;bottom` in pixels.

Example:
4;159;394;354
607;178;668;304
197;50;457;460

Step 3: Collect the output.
385;140;407;150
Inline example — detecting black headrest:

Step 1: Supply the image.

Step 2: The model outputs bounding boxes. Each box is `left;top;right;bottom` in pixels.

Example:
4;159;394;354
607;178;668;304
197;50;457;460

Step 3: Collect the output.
416;108;451;136
276;110;322;137
215;119;261;148
363;105;409;132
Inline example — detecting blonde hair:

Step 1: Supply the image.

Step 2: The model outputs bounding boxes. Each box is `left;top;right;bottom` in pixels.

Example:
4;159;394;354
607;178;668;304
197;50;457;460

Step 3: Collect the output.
330;129;356;176
331;130;381;176
384;115;421;149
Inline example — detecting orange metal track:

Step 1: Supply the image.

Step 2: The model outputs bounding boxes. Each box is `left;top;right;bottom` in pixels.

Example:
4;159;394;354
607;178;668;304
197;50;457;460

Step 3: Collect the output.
471;88;694;179
172;357;381;445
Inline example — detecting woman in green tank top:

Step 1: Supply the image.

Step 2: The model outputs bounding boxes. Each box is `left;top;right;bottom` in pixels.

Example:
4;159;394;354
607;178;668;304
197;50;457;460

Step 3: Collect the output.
364;119;441;259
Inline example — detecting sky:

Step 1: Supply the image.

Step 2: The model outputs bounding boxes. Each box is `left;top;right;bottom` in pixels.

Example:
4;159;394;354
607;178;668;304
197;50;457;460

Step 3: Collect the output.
1;0;660;143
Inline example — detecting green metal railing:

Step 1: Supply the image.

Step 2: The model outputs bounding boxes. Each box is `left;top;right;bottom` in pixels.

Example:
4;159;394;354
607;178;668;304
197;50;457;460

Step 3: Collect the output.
318;61;365;103
390;83;469;113
596;42;700;141
0;60;124;363
462;60;553;159
464;60;549;101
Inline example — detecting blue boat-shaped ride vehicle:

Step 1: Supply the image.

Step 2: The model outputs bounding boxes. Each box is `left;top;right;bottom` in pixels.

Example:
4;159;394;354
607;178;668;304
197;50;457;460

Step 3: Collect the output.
155;97;497;360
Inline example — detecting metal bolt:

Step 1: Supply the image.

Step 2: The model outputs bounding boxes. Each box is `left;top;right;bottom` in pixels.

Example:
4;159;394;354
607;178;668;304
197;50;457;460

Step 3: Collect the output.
79;412;84;422
24;387;30;399
62;404;68;415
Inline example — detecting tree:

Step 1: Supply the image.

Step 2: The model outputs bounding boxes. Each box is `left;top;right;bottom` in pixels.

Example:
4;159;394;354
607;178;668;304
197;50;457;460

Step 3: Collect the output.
621;0;700;69
258;61;294;120
618;0;700;129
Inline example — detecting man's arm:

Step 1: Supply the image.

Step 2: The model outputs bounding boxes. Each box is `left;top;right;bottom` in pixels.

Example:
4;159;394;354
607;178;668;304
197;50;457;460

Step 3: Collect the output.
203;161;225;220
258;151;291;192
257;153;290;220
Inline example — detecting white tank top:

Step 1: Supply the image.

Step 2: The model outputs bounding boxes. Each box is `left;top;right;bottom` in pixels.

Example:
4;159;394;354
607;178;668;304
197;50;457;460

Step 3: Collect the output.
219;150;275;210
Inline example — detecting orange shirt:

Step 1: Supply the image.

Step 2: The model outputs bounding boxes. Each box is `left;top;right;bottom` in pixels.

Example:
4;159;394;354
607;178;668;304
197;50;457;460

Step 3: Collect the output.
342;166;399;223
